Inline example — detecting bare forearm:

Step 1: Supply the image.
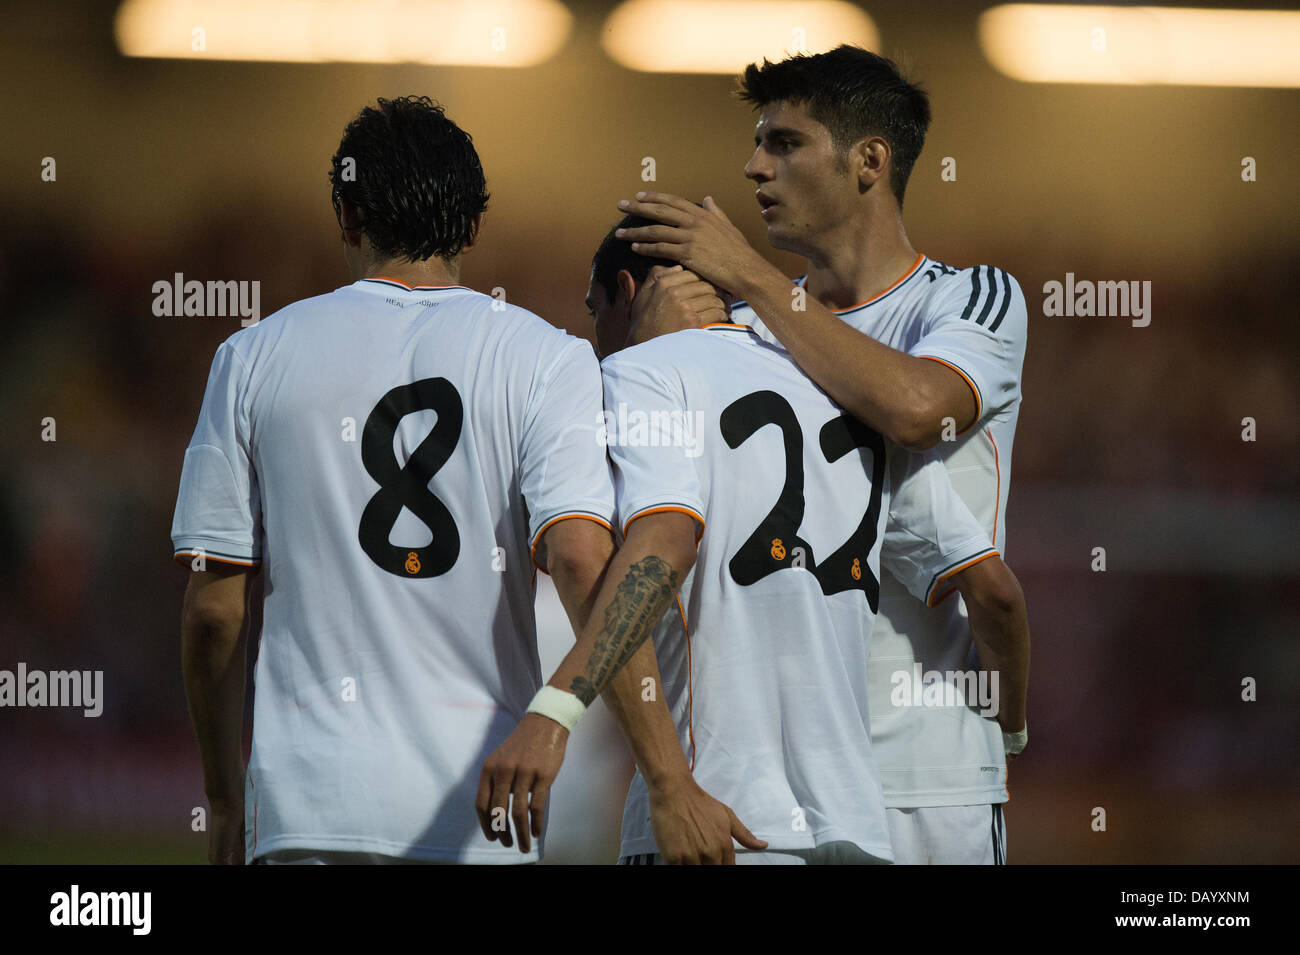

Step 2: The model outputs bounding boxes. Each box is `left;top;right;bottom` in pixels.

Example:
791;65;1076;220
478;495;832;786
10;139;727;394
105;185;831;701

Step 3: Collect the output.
547;517;696;707
549;519;692;786
549;551;687;705
548;535;615;638
739;272;956;448
181;616;247;803
962;577;1030;732
601;639;692;789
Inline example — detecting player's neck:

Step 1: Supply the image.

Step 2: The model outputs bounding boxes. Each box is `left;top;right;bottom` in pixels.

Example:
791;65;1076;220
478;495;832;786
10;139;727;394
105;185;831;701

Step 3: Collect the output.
359;254;462;288
802;214;918;311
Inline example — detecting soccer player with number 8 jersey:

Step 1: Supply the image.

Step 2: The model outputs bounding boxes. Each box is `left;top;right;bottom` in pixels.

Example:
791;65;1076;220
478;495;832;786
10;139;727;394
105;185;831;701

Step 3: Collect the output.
173;96;647;864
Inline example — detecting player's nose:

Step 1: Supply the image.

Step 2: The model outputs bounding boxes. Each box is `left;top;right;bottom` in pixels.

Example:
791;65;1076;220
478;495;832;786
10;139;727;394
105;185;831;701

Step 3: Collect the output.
743;149;770;182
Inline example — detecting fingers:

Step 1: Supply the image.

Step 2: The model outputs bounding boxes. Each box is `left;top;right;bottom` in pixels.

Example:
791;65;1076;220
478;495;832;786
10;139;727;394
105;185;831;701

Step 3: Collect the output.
661;278;722;301
474;765;496;841
530;778;551;841
702;195;733;224
643;264;683;286
626;242;684;262
697;302;728;325
645;266;703;291
616;223;685;245
478;763;516;848
729;809;769;850
644;277;727;329
512;773;533;853
618;192;699;224
634;191;701;212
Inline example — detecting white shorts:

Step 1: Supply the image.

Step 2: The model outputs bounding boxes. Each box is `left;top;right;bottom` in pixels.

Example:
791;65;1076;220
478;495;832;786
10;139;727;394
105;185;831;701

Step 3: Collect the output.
886;804;1006;865
619;840;890;865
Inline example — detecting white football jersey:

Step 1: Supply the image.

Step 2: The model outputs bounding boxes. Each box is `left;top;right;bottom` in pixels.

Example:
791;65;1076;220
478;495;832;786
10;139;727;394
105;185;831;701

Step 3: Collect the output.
738;254;1029;807
170;277;615;863
602;323;997;861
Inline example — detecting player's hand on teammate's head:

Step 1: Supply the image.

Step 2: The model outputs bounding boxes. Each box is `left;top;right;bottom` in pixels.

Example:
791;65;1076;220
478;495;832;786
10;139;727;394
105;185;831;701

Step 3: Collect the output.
475;712;569;853
626;265;728;348
616;192;763;294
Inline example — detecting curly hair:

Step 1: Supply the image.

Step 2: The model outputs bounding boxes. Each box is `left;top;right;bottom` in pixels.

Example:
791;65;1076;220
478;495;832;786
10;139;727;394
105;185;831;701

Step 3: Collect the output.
328;96;490;262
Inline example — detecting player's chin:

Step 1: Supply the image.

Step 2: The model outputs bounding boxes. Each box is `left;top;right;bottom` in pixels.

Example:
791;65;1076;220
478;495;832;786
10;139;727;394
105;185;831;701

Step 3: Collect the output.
764;224;800;253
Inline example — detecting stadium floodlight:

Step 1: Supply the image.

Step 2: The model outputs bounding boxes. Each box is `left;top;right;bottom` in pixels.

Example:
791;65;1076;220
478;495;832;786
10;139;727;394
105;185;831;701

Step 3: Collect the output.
114;0;573;67
600;0;879;74
979;4;1300;87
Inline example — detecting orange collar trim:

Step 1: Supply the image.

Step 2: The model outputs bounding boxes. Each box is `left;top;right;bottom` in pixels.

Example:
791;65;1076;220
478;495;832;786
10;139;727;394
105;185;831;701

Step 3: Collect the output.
799;252;926;313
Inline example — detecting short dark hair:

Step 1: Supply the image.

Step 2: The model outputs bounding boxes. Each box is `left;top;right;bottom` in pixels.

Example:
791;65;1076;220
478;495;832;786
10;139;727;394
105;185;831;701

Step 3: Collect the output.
737;45;930;207
591;214;676;304
328;96;489;263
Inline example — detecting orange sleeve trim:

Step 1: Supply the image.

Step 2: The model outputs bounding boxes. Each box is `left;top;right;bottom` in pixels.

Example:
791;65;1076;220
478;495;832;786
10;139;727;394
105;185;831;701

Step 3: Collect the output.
530;513;614;574
622;505;705;543
928;550;1001;607
831;253;925;312
172;552;259;569
701;322;751;330
919;355;982;434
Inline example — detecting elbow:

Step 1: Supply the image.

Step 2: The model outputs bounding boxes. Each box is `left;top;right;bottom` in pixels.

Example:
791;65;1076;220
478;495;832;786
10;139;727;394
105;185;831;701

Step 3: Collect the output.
957;558;1023;619
665;538;698;581
658;521;701;582
890;417;941;451
982;579;1022;620
182;598;243;637
543;519;616;585
885;389;947;451
547;550;608;590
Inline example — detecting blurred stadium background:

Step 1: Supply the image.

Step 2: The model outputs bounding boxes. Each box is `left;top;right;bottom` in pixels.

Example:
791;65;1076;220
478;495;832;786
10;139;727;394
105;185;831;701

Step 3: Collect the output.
1;0;1297;864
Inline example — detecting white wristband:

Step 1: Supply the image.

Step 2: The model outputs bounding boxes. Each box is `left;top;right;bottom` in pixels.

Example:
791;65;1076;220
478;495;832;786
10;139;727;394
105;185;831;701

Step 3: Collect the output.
526;685;587;732
1002;724;1028;757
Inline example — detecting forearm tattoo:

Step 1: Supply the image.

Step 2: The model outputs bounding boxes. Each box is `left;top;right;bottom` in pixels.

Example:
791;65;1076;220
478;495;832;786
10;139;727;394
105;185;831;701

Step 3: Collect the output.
569;555;679;705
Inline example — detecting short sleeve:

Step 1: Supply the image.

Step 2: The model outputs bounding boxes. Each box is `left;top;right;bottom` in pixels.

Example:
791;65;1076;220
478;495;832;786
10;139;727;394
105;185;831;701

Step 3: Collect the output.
520;338;617;565
600;353;705;540
171;342;262;567
910;266;1028;429
882;447;997;606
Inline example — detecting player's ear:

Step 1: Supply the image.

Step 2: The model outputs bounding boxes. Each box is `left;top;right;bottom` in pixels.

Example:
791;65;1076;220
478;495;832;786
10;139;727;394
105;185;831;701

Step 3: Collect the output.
855;136;889;192
616;268;638;307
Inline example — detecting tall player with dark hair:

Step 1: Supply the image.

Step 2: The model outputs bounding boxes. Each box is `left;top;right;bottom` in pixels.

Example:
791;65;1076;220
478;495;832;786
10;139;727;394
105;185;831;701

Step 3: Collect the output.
616;46;1030;864
577;215;1030;864
174;96;649;864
